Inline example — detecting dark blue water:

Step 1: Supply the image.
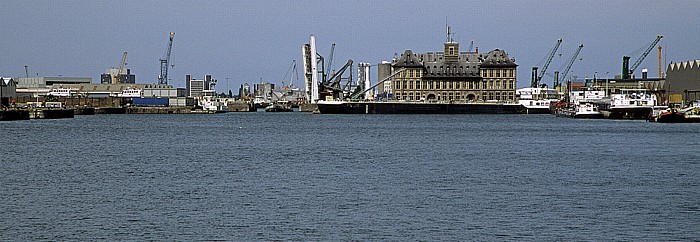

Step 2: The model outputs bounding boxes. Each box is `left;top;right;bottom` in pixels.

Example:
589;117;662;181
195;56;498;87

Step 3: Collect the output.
1;112;699;240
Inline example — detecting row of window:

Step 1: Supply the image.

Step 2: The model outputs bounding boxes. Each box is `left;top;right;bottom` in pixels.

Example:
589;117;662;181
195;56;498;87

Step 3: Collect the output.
393;91;516;101
393;80;515;90
481;68;516;78
399;68;516;78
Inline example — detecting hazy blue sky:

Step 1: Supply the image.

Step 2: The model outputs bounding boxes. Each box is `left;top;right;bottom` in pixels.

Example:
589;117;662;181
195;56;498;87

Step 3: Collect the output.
1;0;698;92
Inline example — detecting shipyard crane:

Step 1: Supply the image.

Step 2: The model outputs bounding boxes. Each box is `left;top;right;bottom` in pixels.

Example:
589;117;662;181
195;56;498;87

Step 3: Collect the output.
622;35;662;79
531;39;562;88
560;44;584;83
113;51;128;84
159;32;175;85
326;43;335;77
280;60;299;90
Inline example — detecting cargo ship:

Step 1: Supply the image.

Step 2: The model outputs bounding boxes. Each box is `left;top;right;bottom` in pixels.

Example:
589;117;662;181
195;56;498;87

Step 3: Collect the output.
314;100;526;114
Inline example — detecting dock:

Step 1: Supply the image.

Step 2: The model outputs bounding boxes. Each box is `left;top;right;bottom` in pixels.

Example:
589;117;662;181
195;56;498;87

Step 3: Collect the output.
0;110;30;121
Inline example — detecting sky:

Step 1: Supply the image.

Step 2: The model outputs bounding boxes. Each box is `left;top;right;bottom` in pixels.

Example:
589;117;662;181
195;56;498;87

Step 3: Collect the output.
1;0;699;93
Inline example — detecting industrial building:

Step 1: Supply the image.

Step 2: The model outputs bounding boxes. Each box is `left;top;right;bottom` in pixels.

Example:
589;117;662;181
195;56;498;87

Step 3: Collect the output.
15;76;92;88
381;36;518;102
186;74;217;97
666;60;700;104
1;77;18;107
101;68;136;84
14;76;92;97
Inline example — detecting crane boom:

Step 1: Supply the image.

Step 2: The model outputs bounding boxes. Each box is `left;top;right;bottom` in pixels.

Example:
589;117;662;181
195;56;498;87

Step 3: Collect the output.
350;68;406;100
159;32;175;85
623;35;662;79
532;39;563;87
560;44;583;82
113;51;128;84
538;39;563;83
326;43;335;75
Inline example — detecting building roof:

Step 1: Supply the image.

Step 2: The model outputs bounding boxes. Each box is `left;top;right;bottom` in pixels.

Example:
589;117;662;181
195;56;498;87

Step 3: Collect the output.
393;50;424;68
480;49;517;67
668;60;700;72
1;77;16;87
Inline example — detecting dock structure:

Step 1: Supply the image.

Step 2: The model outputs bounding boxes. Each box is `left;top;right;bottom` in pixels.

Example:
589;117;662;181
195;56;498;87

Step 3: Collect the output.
0;110;30;121
28;108;74;119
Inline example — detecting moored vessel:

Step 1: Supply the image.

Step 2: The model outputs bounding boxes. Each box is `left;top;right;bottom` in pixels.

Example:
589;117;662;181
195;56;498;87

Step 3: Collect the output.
516;87;561;114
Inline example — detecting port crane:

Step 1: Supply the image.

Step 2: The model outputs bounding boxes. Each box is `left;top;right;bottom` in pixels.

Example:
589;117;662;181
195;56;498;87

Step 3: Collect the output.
280;60;299;90
559;44;584;83
113;51;128;84
622;35;662;79
531;39;562;88
159;32;175;85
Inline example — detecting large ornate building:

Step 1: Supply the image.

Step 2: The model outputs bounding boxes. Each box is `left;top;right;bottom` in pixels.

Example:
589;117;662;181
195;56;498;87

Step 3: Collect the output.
383;39;517;102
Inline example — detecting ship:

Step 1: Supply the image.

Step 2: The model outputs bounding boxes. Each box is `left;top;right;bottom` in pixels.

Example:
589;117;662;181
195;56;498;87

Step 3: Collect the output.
516;87;561;114
553;89;605;118
314;100;526;114
600;89;656;119
652;101;700;123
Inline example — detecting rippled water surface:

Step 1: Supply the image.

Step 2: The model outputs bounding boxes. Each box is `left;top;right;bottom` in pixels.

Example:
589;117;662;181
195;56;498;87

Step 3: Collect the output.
1;112;699;240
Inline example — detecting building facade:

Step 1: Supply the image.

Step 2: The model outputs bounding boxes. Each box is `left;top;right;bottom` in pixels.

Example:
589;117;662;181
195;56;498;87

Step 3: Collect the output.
186;74;217;97
384;40;517;102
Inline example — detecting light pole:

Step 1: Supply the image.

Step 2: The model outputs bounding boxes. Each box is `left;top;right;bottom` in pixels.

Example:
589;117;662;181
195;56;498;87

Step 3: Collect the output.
605;72;609;97
226;77;229;97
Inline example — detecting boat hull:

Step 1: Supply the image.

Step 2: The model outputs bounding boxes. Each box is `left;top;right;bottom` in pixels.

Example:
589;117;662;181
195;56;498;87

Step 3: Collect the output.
606;107;653;119
315;101;526;114
655;112;700;123
522;107;551;114
265;107;293;112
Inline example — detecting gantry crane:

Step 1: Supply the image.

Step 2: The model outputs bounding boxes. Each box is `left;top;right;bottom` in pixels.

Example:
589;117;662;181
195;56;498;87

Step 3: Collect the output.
622;35;662;79
159;32;175;85
531;39;562;88
113;51;128;84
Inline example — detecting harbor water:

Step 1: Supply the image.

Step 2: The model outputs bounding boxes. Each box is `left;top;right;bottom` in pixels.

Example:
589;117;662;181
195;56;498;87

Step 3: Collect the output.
1;113;699;240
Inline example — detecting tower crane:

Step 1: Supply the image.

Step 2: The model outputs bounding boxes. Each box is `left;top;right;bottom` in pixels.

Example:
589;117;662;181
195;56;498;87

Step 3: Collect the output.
159;32;175;85
622;35;662;79
559;44;584;83
113;51;128;84
531;39;562;88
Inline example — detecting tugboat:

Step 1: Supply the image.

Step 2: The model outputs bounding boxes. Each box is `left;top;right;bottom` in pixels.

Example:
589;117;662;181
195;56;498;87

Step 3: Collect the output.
653;101;700;123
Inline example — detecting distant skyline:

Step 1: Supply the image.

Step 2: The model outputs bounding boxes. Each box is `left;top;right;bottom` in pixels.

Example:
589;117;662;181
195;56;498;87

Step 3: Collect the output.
1;0;699;92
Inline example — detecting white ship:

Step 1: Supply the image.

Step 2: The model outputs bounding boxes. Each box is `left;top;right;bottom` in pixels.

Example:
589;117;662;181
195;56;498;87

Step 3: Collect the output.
557;90;606;118
604;89;657;119
516;87;561;114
